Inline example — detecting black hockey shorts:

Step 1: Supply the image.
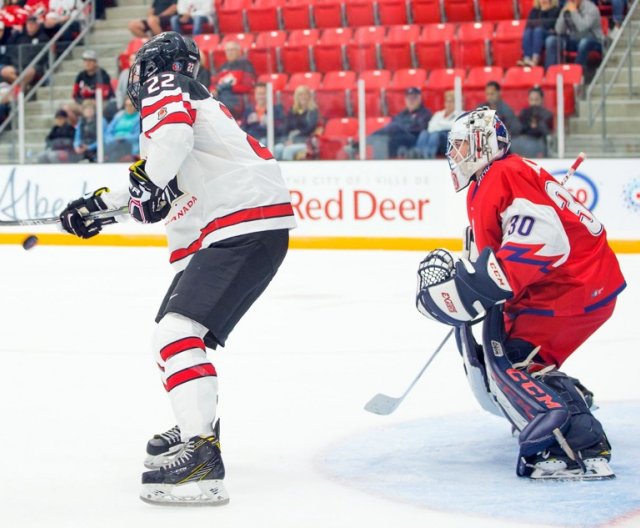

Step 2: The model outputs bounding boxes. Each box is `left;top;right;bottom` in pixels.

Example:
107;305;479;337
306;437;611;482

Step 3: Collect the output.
156;229;289;349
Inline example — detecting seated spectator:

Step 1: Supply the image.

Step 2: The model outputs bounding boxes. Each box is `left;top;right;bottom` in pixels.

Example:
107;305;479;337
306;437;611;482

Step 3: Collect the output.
7;15;49;87
73;99;107;162
37;108;79;163
416;90;460;159
43;0;82;41
72;49;116;119
115;53;135;111
104;97;140;162
212;40;255;118
545;0;603;72
274;85;320;161
170;0;212;36
368;87;432;159
518;0;560;67
480;81;521;136
128;0;177;38
511;87;554;158
241;82;285;145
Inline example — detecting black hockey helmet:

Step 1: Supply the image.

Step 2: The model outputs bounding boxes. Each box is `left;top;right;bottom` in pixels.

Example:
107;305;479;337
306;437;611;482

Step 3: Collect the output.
127;31;200;110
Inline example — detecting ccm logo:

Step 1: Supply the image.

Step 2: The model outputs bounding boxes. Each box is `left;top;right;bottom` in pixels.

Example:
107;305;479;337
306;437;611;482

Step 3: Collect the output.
507;369;563;409
441;292;458;313
489;262;507;287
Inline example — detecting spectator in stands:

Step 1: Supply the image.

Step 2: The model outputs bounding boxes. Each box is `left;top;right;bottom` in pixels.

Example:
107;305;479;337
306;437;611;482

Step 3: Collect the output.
480;81;521;136
416;90;460;159
274;85;320;161
212;40;256;118
104;97;140;162
545;0;604;72
170;0;212;36
72;49;116;118
608;0;628;40
73;99;107;162
7;15;49;87
44;0;82;41
0;21;12;46
511;86;554;158
128;0;177;38
368;87;432;160
519;0;561;67
37;108;79;163
242;82;285;145
115;53;135;110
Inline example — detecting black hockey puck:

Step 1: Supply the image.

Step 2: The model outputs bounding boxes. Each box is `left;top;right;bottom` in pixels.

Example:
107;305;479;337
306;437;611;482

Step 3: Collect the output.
22;234;39;250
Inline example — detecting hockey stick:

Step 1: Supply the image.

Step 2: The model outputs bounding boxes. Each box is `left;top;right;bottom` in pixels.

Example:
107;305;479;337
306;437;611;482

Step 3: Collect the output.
364;328;455;415
560;152;586;187
0;206;129;227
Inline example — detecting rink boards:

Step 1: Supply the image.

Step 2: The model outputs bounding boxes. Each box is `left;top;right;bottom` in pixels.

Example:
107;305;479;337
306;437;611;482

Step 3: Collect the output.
0;159;638;252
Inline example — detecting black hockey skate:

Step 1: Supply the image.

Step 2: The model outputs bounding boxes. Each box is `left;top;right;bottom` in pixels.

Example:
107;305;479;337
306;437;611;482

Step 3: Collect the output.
523;436;615;481
140;431;228;506
144;425;183;469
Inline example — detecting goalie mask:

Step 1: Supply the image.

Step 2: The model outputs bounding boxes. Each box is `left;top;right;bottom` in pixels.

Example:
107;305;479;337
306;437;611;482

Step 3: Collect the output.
446;107;511;192
127;31;200;111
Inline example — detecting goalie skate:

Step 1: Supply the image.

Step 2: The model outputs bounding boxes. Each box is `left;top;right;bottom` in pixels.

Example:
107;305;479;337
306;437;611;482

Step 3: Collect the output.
144;425;183;469
140;433;229;506
529;456;615;481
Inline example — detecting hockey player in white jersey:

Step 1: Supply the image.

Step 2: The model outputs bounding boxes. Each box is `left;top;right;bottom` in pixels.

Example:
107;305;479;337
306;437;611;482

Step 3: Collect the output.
59;32;297;505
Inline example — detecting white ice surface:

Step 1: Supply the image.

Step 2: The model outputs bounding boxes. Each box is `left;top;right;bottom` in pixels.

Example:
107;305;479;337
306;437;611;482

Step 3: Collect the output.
0;246;638;528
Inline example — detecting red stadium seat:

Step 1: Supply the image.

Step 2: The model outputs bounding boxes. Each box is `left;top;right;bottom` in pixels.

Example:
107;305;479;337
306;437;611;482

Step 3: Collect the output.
424;67;465;110
216;3;247;33
313;1;344;29
346;26;385;72
318;117;359;160
451;21;493;68
415;23;453;70
316;70;357;118
443;0;477;22
248;31;286;76
281;29;319;73
477;0;516;21
380;25;420;70
355;69;392;116
501;66;545;113
378;0;409;25
258;72;289;92
542;64;583;115
386;68;428;115
344;0;376;27
246;0;280;32
493;20;525;68
281;2;312;30
464;66;504;109
352;25;387;44
314;28;352;73
280;71;322;109
366;116;392;134
119;37;148;70
410;0;442;24
518;0;534;20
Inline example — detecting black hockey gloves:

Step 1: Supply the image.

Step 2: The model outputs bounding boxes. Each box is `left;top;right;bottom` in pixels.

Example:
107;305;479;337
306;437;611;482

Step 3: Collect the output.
128;160;171;224
59;187;115;239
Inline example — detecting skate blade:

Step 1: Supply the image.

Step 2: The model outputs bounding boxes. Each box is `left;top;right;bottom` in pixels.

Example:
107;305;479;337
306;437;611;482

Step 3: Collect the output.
143;444;184;470
530;458;615;481
140;480;229;506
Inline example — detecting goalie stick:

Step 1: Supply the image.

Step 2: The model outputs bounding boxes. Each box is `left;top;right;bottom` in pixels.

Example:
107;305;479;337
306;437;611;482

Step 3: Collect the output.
364;328;454;416
0;206;129;227
560;151;586;187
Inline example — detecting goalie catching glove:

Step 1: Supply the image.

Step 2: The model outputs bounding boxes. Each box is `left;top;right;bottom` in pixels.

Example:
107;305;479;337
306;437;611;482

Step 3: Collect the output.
59;187;117;239
416;247;513;326
128;159;171;224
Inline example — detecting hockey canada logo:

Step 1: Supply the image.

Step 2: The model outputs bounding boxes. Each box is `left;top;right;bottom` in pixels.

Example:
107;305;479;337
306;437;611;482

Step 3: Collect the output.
550;169;598;210
157;107;167;121
622;178;640;214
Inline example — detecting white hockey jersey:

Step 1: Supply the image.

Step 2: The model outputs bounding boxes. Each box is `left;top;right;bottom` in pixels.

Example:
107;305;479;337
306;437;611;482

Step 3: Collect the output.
104;72;296;271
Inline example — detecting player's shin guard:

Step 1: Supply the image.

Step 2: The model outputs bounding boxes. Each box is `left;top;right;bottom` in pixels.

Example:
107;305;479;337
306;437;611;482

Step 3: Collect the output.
154;313;218;441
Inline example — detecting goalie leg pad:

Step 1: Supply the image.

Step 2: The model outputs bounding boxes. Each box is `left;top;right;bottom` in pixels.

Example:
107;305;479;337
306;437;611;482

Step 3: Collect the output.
481;308;571;457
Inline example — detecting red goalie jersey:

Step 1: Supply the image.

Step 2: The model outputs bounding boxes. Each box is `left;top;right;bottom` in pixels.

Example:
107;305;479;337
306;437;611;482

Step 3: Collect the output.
467;154;626;318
